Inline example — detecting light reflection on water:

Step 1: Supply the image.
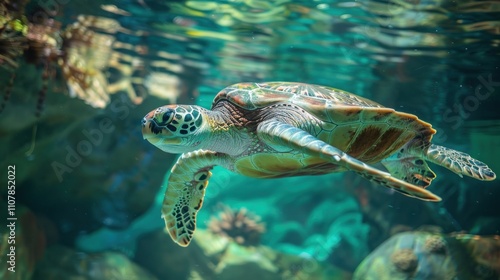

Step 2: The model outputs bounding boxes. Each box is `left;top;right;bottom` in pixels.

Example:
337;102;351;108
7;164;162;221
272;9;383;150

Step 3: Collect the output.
120;1;495;91
103;0;499;127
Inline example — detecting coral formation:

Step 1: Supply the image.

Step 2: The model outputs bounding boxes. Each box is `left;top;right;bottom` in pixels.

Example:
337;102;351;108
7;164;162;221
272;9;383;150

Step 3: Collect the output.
0;4;150;116
354;231;500;280
208;204;265;246
58;16;117;108
390;249;418;273
0;2;112;115
424;234;447;254
0;0;29;69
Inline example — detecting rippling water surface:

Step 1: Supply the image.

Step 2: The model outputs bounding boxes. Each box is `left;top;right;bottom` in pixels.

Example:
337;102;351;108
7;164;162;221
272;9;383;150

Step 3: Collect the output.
100;0;500;122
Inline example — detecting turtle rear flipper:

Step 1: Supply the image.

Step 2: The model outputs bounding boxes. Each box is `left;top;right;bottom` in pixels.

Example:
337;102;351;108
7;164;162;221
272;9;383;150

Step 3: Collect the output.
425;144;496;181
382;153;436;188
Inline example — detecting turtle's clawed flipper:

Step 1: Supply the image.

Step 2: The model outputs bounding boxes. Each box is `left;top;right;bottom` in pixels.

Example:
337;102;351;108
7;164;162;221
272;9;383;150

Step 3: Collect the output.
382;152;436;188
340;154;441;201
162;150;223;246
425;144;496;181
258;121;442;202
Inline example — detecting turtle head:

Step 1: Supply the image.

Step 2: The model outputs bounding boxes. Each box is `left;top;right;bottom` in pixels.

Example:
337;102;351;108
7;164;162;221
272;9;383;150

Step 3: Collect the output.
142;105;206;153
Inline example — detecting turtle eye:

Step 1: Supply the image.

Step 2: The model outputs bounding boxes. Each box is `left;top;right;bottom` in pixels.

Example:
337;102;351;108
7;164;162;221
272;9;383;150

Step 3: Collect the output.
157;108;175;126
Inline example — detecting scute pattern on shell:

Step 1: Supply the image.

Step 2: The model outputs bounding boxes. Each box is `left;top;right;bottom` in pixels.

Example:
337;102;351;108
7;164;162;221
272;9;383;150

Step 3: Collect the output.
212;82;436;163
213;82;385;111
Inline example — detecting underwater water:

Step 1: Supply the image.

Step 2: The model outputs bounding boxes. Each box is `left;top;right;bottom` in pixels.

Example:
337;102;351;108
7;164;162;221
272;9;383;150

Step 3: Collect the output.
0;0;499;279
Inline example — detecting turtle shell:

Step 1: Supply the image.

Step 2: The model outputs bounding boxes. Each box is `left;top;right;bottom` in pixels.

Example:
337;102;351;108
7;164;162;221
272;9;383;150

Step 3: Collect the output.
213;82;436;165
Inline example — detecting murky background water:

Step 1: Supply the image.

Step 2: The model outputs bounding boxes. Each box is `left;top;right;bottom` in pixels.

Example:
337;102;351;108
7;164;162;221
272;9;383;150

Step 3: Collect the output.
0;0;499;279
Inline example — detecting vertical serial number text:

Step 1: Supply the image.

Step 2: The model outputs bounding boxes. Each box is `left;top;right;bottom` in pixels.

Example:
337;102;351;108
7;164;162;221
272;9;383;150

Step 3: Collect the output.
6;165;16;272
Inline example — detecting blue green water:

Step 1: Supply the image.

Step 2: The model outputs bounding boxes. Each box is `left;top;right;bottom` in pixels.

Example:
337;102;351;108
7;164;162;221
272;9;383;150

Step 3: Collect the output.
0;0;499;279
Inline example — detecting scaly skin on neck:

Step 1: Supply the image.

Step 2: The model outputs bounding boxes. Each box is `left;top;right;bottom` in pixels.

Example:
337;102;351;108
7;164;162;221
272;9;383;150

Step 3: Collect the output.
141;102;255;156
199;103;253;156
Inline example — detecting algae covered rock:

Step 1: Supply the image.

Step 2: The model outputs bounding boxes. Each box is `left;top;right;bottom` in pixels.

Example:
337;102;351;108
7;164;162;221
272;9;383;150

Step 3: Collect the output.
354;231;500;280
34;245;156;280
135;228;193;280
135;227;350;280
217;239;352;280
214;242;278;280
196;229;351;280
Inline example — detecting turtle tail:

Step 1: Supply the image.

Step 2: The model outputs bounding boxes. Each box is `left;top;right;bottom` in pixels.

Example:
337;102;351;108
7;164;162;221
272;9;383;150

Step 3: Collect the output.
425;144;496;181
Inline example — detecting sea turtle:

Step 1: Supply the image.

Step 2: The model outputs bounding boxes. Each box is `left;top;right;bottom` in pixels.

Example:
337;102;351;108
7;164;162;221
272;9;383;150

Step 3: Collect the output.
141;82;496;247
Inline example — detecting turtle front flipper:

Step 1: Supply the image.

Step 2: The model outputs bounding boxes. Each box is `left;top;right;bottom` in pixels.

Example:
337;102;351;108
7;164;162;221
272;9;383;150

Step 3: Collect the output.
162;150;227;246
425;144;496;181
258;120;442;201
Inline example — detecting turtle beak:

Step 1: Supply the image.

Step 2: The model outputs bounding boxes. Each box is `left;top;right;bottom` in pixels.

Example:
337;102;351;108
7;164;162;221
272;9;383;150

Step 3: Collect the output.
141;117;151;139
142;111;161;140
142;109;178;145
